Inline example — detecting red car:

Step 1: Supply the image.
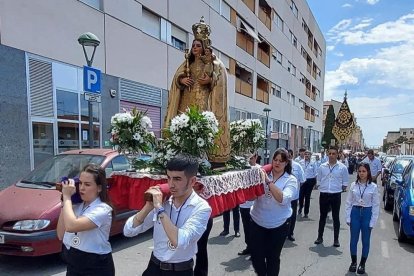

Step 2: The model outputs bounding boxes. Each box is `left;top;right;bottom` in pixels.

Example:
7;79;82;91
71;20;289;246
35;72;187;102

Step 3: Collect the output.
0;149;138;256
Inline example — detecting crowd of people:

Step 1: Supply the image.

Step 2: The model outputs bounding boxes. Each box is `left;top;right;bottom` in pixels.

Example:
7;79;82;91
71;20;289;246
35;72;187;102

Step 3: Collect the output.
56;146;382;276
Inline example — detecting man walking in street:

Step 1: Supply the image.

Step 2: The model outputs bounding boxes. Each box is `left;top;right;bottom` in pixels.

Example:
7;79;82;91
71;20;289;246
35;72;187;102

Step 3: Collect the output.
362;149;382;183
287;149;305;241
315;146;349;247
123;154;212;275
298;150;318;218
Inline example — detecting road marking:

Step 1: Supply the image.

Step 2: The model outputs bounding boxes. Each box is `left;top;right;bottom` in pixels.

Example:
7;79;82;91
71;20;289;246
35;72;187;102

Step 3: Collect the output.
148;246;154;249
213;218;223;224
380;219;386;230
381;241;389;258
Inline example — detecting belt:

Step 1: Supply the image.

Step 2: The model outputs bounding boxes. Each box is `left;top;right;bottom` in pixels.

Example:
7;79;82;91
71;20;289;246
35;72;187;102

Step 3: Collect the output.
353;205;372;209
150;253;194;271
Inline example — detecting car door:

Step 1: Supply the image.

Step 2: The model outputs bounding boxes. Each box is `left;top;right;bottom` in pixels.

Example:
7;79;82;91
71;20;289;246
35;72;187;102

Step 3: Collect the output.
396;162;412;217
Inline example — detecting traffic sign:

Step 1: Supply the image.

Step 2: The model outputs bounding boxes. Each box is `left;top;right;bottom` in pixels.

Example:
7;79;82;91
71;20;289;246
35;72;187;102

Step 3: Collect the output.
84;92;101;103
83;66;101;94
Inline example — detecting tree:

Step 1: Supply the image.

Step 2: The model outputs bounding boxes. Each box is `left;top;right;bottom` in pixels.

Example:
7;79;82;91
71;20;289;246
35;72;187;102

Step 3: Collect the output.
395;136;408;144
382;142;392;153
322;105;336;148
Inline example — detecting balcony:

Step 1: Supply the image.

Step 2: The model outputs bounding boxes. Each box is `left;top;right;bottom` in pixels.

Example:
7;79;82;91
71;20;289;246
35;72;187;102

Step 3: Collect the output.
236;31;254;56
258;7;271;30
256;87;269;104
235;78;253;98
242;0;255;13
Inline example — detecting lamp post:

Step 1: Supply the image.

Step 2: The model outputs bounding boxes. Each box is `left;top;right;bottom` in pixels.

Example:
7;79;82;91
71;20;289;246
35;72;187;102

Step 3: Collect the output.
263;107;271;164
78;32;100;148
308;125;313;152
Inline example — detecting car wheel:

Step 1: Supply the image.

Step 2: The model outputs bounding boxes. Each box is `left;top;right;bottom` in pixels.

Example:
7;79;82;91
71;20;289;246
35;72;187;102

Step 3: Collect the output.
398;216;408;243
392;205;398;222
384;190;393;211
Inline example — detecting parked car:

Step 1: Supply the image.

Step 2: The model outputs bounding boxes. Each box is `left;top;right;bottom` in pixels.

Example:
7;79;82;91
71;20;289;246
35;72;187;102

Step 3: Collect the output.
0;149;139;256
383;156;413;211
381;155;396;183
392;159;414;242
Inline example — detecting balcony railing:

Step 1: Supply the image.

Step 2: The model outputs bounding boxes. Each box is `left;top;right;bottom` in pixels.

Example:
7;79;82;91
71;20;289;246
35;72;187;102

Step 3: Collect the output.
235;78;253;98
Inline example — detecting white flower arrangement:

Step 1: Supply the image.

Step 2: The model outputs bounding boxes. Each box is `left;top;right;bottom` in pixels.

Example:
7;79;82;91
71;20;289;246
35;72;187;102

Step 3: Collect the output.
230;119;265;155
164;106;220;159
109;108;155;155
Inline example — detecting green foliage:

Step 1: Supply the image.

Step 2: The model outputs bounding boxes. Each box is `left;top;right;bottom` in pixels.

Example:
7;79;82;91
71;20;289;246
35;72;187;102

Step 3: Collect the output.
395;136;408;144
322;105;336;148
230;119;265;155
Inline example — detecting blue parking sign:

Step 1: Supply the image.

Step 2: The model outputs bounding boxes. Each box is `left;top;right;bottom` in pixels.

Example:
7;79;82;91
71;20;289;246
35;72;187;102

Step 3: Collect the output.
83;66;101;94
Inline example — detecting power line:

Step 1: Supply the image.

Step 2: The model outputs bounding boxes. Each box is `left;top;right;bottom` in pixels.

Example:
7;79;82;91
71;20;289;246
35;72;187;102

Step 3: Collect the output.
357;111;414;119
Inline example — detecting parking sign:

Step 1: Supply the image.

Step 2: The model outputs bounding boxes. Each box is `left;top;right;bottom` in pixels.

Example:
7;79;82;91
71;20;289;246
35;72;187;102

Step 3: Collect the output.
83;66;101;94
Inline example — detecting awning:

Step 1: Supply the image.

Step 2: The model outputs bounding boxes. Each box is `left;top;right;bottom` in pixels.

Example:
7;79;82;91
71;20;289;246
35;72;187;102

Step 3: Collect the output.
237;18;262;42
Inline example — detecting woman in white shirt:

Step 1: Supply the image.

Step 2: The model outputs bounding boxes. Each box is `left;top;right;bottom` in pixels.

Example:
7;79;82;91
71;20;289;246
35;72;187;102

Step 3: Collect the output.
57;164;115;276
345;163;379;275
250;148;298;276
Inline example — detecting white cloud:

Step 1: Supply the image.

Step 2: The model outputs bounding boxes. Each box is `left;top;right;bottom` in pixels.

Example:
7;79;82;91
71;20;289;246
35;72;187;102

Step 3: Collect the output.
333;52;344;57
342;3;353;8
366;0;380;5
326;45;335;51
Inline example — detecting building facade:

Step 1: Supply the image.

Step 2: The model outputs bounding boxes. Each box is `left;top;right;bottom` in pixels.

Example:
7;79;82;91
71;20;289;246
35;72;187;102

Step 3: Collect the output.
0;0;325;189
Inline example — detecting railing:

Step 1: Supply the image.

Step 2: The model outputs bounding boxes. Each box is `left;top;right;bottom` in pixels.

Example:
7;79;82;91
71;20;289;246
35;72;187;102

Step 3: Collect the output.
235;78;253;98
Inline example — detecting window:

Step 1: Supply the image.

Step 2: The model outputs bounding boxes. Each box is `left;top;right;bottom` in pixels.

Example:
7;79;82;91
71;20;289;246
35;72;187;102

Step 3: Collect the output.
287;61;292;72
291;94;295;106
210;0;220;12
290;1;298;18
275;12;284;32
171;24;187;51
292;65;296;76
142;8;161;39
80;0;102;10
275;85;281;97
57;90;79;121
273;120;280;132
221;1;231;21
276;50;282;64
287;92;291;103
403;132;407;135
220;52;230;69
290;31;297;47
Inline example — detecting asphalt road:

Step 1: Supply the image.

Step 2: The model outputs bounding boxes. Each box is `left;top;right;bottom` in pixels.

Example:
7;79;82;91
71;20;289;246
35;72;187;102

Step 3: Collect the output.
1;178;413;276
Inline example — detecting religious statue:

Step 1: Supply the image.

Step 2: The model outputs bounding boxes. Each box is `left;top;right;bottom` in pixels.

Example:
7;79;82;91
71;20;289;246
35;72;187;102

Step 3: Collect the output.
164;17;230;163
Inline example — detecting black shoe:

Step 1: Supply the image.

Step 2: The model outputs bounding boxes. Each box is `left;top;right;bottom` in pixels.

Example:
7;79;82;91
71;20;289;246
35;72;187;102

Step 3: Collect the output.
287;235;295;241
234;232;241;237
238;248;250;255
298;209;303;216
357;264;365;274
314;238;323;244
219;230;229;236
303;214;309;218
333;240;340;247
349;263;357;272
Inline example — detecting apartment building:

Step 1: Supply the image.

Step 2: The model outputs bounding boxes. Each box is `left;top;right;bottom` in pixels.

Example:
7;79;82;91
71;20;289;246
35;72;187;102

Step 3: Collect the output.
0;0;325;188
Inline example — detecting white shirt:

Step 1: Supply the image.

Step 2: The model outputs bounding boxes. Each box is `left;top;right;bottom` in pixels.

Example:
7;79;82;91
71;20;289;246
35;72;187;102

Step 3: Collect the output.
362;157;382;177
320;155;328;163
345;181;380;228
294;156;303;162
250;172;297;228
291;160;305;200
123;191;211;263
299;159;318;179
240;164;261;208
317;161;349;193
63;198;113;254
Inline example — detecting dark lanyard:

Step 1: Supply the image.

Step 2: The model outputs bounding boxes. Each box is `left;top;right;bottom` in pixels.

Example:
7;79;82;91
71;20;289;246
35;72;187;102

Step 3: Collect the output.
269;172;285;190
328;164;338;174
357;182;368;199
170;194;191;226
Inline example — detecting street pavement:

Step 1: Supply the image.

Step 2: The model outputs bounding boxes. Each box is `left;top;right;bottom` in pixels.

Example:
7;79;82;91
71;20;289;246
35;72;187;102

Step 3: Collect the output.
1;176;413;275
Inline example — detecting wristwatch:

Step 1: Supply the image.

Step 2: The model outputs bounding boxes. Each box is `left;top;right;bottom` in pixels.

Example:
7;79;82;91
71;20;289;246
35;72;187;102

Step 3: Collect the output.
157;207;166;218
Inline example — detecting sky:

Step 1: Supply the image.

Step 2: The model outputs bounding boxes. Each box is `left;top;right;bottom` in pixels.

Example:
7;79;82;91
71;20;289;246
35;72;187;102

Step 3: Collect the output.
306;0;414;147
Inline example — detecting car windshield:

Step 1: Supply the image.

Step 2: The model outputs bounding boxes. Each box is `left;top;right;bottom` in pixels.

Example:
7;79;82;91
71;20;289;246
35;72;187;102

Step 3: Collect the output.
392;159;411;175
17;154;105;189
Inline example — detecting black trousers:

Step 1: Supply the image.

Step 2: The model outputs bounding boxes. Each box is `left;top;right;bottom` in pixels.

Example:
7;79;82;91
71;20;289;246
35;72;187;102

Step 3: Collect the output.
62;246;115;276
288;200;298;236
240;207;252;250
299;178;316;215
142;259;193;276
194;217;213;276
250;219;289;276
318;192;342;240
222;205;240;232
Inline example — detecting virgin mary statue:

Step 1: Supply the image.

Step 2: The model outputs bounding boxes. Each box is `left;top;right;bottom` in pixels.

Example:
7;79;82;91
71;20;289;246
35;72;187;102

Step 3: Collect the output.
164;17;230;164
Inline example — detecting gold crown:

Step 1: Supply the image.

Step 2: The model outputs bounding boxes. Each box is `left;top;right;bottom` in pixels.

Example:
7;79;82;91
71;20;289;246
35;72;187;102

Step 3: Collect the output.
192;16;212;48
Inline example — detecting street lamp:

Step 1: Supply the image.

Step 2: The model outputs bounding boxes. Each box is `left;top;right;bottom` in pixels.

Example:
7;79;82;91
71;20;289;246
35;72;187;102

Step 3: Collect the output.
308;125;313;152
78;32;100;148
263;107;271;164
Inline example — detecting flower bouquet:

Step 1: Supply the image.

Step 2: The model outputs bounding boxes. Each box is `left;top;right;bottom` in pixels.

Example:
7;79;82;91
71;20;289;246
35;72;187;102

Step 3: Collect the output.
109;108;156;164
229;119;265;168
164;105;220;163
